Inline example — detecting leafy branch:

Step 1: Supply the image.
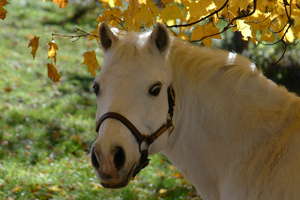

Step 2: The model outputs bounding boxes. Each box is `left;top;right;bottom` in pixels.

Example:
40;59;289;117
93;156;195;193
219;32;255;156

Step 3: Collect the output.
191;0;257;43
166;0;230;28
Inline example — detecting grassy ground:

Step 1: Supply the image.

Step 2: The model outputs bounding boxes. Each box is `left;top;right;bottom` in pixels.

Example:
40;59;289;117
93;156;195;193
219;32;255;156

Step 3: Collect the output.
0;1;199;199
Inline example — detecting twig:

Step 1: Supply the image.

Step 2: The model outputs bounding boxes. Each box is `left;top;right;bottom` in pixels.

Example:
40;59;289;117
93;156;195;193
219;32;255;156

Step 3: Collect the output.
167;0;229;28
191;0;257;43
51;29;98;42
264;0;294;64
272;40;287;65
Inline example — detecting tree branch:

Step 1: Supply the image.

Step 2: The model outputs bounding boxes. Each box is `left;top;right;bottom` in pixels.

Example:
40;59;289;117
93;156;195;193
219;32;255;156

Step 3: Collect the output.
52;27;98;42
191;0;257;43
167;0;229;28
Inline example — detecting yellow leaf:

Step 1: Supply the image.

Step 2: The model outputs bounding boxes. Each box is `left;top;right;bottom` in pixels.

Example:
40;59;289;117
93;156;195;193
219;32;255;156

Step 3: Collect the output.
159;188;167;195
48;185;62;192
260;31;275;42
236;20;252;40
91;182;103;190
28;36;40;59
172;172;183;178
285;27;295;43
187;1;211;21
82;51;100;77
177;32;189;40
0;6;6;20
99;0;122;7
229;0;249;15
161;0;173;4
12;186;22;193
134;4;156;27
160;4;185;22
97;8;123;27
48;41;58;63
88;28;99;41
47;63;61;82
52;0;68;8
191;23;220;46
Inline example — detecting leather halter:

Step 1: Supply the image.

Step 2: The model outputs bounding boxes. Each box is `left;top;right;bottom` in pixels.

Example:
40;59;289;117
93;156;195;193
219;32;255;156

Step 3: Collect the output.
95;86;175;177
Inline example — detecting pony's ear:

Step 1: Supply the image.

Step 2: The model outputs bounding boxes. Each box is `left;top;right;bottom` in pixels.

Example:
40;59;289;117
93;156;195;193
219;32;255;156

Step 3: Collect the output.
149;23;170;53
98;23;118;50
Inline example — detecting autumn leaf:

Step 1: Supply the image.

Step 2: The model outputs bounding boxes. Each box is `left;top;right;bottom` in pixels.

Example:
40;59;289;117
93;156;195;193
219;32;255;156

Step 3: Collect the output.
48;185;62;192
191;23;221;46
87;28;99;41
28;36;40;59
11;186;22;193
47;63;61;82
3;86;12;93
236;20;252;41
160;4;185;23
0;0;8;7
0;6;6;20
82;51;100;77
48;41;58;63
52;0;68;8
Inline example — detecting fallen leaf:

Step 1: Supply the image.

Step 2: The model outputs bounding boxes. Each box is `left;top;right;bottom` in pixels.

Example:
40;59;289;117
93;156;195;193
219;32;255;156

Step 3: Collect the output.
82;51;100;76
52;0;68;8
11;186;22;193
4;86;12;92
172;172;183;178
91;182;103;190
47;63;61;82
191;23;221;46
159;188;167;195
48;41;58;63
48;185;62;192
28;36;40;59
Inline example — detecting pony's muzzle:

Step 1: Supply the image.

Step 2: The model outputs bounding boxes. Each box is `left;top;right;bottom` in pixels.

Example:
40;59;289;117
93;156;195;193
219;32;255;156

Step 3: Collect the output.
91;145;128;187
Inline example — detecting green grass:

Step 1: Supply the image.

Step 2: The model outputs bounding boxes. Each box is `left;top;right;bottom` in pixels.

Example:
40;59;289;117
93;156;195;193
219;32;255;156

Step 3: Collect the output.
0;1;199;199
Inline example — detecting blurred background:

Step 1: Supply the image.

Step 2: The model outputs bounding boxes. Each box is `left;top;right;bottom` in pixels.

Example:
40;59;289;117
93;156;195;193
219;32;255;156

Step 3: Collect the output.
1;0;300;199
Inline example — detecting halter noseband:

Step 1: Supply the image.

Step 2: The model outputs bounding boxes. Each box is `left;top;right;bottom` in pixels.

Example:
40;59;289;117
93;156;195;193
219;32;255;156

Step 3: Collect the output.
95;86;175;177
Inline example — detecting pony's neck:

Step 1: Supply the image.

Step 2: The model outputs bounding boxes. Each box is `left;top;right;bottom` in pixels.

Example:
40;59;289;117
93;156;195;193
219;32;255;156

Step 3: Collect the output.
163;39;300;200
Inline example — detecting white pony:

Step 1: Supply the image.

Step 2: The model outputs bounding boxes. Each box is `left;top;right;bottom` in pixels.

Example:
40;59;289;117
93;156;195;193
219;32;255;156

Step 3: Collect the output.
91;23;300;200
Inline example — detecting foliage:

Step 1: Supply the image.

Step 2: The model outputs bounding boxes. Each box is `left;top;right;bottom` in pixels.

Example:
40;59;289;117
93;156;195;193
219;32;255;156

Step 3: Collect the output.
95;0;300;44
3;0;300;81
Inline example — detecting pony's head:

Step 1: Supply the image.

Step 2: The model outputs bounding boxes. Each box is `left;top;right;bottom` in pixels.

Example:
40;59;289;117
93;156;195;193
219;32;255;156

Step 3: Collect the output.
91;23;174;188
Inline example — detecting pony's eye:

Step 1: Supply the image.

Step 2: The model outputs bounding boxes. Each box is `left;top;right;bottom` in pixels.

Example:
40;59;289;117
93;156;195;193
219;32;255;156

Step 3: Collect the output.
149;82;162;96
93;83;100;96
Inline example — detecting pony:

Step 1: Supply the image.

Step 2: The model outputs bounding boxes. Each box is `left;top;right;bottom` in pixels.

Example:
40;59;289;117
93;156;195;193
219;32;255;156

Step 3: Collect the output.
91;23;300;200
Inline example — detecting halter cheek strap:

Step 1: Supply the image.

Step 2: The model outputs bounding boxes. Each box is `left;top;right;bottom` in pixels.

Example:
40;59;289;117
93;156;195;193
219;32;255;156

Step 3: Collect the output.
95;86;175;177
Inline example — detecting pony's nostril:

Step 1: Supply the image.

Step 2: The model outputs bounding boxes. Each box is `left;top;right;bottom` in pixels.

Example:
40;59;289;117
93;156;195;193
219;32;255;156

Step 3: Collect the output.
114;146;126;170
91;149;100;169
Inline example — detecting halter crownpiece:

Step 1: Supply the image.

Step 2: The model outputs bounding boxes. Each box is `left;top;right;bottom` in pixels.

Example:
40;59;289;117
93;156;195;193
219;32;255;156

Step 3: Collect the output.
95;85;175;177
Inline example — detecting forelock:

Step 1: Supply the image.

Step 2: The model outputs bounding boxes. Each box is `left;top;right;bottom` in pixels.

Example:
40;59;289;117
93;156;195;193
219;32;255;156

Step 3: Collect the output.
113;32;149;59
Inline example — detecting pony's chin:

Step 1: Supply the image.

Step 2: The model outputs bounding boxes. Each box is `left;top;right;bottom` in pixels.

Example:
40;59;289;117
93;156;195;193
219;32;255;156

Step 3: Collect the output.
100;179;129;189
99;165;135;189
